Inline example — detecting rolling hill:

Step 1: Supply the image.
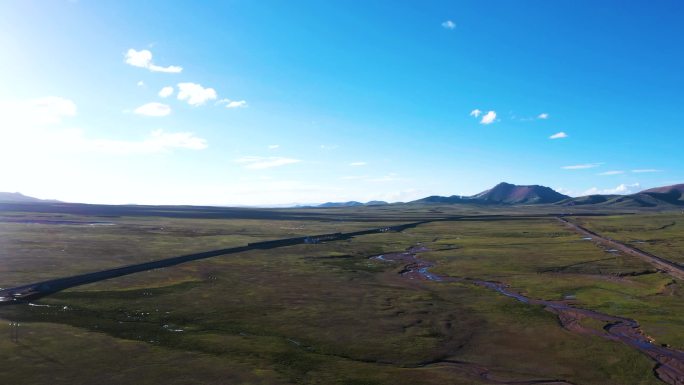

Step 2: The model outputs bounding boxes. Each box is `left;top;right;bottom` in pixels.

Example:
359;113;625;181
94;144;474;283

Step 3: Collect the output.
559;184;684;208
412;182;570;205
641;184;684;205
0;192;57;203
556;194;620;206
412;182;684;208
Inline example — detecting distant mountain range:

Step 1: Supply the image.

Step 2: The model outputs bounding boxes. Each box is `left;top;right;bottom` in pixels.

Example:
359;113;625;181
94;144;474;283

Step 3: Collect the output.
316;200;388;208
558;183;684;208
2;183;683;209
0;192;59;203
413;182;684;208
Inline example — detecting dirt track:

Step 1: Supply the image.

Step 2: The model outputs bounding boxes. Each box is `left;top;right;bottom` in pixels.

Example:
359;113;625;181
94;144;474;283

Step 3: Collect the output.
557;217;684;280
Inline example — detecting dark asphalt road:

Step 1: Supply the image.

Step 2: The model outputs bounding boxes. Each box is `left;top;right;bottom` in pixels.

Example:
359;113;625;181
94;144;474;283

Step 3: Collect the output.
0;221;429;305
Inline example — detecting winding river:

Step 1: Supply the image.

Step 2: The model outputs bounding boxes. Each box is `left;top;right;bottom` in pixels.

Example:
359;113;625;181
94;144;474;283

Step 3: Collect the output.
372;246;684;385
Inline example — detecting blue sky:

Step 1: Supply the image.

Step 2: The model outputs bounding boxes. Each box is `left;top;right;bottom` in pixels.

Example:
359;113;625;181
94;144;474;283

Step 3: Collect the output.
0;0;682;205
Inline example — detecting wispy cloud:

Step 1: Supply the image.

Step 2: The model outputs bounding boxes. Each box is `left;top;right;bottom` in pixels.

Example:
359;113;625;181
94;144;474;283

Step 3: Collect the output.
93;129;207;153
320;144;339;150
480;110;497;125
235;156;301;169
268;144;280;150
14;128;207;154
134;102;171;117
217;99;248;109
158;86;174;98
598;170;624;176
562;163;602;170
349;162;367;166
549;132;567;139
368;173;404;183
124;49;182;73
0;98;205;157
137;80;145;87
441;20;456;30
583;183;640;196
339;173;405;183
177;82;217;106
28;97;77;122
0;96;77;125
631;169;662;173
470;109;482;117
511;112;551;122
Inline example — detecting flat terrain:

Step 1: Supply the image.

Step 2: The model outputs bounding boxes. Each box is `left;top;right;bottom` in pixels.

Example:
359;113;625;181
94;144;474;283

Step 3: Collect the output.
574;214;684;265
0;204;682;385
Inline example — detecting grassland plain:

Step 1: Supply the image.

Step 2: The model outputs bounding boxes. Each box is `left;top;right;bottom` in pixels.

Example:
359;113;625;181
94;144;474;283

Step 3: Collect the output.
573;213;684;265
0;206;681;385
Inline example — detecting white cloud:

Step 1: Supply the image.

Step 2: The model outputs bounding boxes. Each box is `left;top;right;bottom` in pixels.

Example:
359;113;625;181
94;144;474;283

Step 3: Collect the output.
177;82;217;106
89;129;207;153
125;49;152;68
598;170;625;176
441;20;456;30
235;156;301;169
340;175;368;180
0;96;77;125
320;144;339;150
158;86;174;98
137;81;145;87
631;169;662;173
124;49;182;73
538;113;549;119
480;110;496;125
268;144;280;150
227;100;247;108
549;132;568;139
583;183;640;196
469;109;482;117
134;102;171;117
217;99;248;108
349;162;367;166
562;163;602;170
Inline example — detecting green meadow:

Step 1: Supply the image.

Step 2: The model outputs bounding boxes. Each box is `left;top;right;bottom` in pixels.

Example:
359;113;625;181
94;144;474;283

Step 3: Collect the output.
575;213;684;264
0;206;681;385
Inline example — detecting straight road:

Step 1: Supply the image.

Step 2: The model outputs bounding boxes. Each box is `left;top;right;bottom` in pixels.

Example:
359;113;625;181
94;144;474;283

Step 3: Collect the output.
557;217;684;281
0;221;428;305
